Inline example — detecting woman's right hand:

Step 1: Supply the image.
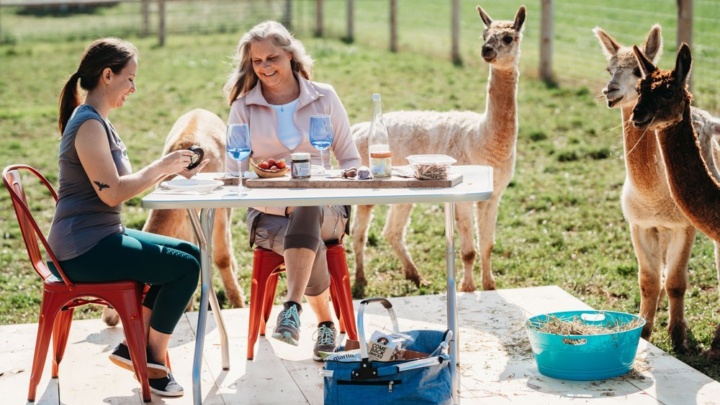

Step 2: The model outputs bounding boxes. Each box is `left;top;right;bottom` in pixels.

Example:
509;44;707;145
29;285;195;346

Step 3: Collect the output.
161;150;197;175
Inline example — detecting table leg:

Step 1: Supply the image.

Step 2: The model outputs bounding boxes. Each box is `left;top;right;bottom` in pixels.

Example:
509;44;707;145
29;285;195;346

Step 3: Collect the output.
201;208;230;370
444;202;459;404
186;208;230;404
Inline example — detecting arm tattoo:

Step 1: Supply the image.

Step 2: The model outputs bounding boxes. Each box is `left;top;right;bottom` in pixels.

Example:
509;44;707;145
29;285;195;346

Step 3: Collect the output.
93;180;110;191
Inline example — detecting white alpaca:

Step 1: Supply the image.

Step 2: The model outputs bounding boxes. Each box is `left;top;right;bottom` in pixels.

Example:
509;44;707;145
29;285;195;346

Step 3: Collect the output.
594;26;720;353
102;109;245;326
351;5;525;292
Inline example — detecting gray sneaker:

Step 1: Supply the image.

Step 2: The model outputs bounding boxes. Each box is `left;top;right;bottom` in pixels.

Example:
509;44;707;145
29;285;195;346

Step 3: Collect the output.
272;304;301;346
312;323;337;361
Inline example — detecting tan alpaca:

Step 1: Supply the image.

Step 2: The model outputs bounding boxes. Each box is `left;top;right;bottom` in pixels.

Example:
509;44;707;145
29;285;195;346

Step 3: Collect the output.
631;43;720;359
102;109;245;326
351;5;525;292
594;26;720;353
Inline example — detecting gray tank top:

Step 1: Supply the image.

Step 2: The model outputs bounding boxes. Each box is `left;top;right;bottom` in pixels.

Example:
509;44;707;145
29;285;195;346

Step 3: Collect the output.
47;105;132;261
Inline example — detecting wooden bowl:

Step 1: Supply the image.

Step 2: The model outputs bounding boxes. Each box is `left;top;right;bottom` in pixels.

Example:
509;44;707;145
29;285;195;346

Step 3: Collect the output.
251;162;290;178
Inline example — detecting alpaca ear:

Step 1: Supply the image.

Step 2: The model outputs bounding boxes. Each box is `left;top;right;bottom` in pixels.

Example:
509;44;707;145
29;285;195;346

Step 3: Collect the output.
632;45;656;78
476;5;493;28
643;24;663;64
592;27;621;59
513;6;526;32
674;43;692;85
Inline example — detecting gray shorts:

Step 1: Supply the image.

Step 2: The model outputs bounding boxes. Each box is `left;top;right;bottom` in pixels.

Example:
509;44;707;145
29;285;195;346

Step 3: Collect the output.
246;205;349;296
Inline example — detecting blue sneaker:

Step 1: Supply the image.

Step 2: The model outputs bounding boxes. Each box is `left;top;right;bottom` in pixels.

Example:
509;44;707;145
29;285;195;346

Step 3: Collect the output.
312;323;337;361
272;304;301;346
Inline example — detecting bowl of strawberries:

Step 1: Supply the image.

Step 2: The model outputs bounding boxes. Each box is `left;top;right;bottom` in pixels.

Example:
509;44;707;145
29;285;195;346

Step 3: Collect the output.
251;158;289;178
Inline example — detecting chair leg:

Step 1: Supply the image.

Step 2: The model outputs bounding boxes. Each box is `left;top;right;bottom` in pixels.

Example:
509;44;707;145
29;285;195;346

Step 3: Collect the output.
108;292;151;403
247;274;263;360
51;307;75;377
327;245;358;340
248;249;286;360
259;273;280;335
27;294;61;402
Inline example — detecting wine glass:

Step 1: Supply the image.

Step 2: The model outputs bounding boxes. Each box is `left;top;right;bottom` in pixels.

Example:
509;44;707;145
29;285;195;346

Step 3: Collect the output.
309;115;334;176
226;123;252;195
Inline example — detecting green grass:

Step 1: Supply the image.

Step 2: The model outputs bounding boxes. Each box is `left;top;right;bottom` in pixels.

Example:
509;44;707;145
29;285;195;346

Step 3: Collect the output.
1;0;720;382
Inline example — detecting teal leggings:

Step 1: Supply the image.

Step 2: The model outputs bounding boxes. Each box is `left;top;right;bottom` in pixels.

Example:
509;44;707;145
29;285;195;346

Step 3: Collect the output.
49;228;200;334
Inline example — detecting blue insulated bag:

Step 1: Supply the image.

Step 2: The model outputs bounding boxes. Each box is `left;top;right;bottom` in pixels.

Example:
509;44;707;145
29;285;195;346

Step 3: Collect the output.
323;298;453;405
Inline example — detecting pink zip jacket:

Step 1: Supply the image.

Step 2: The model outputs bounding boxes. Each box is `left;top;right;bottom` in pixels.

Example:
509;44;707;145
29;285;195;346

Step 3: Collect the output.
227;75;361;215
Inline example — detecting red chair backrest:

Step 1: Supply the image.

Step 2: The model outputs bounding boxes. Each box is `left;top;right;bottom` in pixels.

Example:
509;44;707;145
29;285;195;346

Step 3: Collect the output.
2;164;75;289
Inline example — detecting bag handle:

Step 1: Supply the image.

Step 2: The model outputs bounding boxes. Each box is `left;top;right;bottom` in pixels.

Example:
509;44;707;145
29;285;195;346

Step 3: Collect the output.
357;298;400;360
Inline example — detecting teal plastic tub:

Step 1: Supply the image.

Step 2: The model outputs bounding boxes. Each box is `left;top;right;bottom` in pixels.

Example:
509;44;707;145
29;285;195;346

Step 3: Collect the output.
525;310;645;381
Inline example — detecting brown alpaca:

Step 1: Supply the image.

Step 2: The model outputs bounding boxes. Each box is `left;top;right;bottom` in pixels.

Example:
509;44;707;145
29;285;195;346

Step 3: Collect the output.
103;109;245;326
631;43;720;359
351;5;525;292
594;25;720;353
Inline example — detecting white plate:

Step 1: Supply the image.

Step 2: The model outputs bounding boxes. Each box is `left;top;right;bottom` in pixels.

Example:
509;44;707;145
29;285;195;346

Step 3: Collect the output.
160;178;224;193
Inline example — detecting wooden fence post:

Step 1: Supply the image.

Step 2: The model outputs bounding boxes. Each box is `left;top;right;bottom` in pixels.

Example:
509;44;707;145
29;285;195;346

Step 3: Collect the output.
389;0;397;52
539;0;554;83
315;0;323;37
283;0;292;29
677;0;693;47
141;0;149;37
677;0;693;89
158;0;165;46
451;0;461;65
346;0;354;43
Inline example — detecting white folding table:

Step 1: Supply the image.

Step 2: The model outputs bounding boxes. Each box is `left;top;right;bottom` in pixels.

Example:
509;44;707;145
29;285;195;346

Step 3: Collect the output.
141;165;493;405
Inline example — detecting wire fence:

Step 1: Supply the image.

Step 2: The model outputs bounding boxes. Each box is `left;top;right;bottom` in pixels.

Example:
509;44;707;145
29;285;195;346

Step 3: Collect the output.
2;0;719;112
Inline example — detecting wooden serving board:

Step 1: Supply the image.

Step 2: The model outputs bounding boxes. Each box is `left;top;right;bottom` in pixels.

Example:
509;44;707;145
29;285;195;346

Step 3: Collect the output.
243;172;463;189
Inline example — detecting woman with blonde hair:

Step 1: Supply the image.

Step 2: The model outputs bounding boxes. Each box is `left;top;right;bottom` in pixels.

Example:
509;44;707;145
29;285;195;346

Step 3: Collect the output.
224;21;361;360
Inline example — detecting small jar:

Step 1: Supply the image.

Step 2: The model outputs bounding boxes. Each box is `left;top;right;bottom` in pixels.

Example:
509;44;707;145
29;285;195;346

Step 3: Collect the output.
370;151;392;178
291;152;311;179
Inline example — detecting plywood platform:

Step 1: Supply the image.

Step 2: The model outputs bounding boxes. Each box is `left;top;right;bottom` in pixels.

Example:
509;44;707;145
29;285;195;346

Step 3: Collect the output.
1;286;718;404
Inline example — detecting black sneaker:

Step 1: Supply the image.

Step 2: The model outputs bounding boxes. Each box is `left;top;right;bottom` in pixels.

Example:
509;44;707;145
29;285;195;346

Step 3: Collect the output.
149;373;184;397
109;343;169;379
272;303;301;346
312;323;337;361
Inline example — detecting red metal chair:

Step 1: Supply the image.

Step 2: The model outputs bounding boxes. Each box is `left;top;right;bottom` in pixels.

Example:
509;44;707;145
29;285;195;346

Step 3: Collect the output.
2;164;152;403
247;243;358;360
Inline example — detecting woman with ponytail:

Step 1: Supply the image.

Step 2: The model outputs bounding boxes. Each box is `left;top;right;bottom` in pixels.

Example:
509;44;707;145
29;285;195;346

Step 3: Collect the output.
48;38;206;397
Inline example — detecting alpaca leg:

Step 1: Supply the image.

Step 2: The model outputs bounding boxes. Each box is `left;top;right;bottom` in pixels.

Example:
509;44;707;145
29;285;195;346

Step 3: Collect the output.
630;224;664;341
663;226;695;354
382;204;424;286
455;202;477;292
101;306;120;327
703;323;720;360
475;199;500;291
213;208;245;308
350;204;374;288
715;241;720;290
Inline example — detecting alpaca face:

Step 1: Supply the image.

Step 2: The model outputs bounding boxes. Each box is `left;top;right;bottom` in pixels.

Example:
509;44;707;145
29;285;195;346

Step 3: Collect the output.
476;5;526;69
631;44;693;132
593;25;662;109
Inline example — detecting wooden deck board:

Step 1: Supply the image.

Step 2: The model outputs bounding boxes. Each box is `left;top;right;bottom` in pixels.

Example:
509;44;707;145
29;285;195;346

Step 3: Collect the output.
1;286;719;404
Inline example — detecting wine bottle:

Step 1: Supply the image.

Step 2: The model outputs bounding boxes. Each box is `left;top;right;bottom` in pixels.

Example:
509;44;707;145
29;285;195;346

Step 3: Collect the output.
368;93;392;178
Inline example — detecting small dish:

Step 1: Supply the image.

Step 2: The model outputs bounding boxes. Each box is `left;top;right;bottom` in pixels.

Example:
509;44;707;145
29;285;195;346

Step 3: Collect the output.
311;165;326;176
406;155;457;180
160;178;224;193
251;162;290;178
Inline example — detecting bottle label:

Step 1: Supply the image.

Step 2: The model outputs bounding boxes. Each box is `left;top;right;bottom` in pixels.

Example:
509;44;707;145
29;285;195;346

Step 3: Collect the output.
370;152;392;178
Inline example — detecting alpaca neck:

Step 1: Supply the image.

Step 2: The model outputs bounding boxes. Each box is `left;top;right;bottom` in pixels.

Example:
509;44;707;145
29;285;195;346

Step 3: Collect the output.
620;106;665;193
483;65;519;155
658;104;720;242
